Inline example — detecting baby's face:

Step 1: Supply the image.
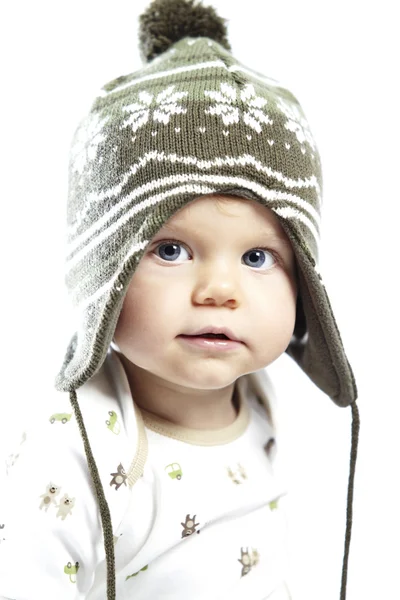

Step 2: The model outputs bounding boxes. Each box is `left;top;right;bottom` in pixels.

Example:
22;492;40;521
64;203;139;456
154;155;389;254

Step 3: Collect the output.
114;194;298;390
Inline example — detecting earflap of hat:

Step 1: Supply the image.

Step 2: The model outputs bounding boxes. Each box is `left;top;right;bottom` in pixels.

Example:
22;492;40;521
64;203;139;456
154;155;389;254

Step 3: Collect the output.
283;226;358;408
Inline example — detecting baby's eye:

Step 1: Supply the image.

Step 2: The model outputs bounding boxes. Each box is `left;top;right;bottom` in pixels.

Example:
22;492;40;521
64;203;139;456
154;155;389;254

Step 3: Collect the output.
155;242;190;262
243;248;276;270
154;241;277;270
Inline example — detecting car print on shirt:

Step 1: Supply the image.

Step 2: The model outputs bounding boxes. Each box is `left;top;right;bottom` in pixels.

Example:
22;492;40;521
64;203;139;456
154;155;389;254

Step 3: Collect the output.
105;410;121;435
64;561;80;583
49;413;72;424
165;462;182;480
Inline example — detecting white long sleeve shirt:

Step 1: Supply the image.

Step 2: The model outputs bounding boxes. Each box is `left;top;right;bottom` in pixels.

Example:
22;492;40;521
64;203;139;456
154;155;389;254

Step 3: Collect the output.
0;347;291;599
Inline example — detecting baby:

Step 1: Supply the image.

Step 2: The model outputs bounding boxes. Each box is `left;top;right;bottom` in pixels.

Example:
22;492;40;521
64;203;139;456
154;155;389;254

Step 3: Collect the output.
0;0;359;599
113;194;298;431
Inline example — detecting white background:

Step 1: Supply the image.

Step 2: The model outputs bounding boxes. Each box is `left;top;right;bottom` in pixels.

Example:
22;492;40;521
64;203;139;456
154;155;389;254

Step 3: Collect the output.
0;1;399;599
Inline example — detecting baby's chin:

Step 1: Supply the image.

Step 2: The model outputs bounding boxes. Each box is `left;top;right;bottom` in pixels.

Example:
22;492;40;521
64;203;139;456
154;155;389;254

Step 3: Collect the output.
153;363;250;393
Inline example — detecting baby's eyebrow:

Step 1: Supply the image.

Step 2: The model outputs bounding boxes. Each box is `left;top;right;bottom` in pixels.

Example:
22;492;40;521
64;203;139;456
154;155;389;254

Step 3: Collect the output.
159;223;292;250
260;232;293;250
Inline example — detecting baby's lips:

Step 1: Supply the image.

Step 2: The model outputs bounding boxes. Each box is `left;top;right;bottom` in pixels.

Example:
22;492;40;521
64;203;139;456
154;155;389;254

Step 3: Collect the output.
180;327;243;343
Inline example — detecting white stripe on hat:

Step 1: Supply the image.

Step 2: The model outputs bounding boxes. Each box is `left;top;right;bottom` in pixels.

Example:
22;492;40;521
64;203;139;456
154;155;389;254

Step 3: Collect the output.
67;152;321;242
97;59;289;99
66;176;320;279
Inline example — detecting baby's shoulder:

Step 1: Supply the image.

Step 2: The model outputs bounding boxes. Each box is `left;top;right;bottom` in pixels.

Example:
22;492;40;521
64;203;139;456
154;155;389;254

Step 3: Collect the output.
3;381;134;521
4;368;131;483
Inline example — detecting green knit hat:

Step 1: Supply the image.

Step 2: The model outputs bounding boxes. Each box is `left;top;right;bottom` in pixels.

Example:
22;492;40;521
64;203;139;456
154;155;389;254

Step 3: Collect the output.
55;1;359;598
56;4;356;407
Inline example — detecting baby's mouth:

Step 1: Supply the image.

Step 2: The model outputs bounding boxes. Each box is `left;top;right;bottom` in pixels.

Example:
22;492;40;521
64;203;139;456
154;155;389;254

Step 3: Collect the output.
181;333;230;340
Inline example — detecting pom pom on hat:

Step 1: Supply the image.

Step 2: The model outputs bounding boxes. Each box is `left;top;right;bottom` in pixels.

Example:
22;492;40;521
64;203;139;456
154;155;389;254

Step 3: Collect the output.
138;0;231;62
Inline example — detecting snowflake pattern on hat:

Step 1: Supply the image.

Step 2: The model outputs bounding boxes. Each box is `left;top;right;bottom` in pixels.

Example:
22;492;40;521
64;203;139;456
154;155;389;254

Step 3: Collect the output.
121;91;153;132
276;97;316;151
70;112;110;177
204;83;273;133
121;85;188;132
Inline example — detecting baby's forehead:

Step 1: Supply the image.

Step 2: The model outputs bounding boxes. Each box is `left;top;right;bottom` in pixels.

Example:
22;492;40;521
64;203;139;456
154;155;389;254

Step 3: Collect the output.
161;194;281;230
158;195;291;245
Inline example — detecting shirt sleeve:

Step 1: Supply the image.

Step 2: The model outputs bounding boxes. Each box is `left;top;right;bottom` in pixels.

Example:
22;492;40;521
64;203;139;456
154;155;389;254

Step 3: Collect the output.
0;407;105;600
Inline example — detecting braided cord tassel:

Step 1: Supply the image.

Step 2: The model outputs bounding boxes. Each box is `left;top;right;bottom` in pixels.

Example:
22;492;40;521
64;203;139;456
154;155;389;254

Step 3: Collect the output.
340;401;360;599
69;389;116;599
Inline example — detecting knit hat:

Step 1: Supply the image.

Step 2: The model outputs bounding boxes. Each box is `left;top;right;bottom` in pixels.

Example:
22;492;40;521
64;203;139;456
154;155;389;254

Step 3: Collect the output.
55;0;359;598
